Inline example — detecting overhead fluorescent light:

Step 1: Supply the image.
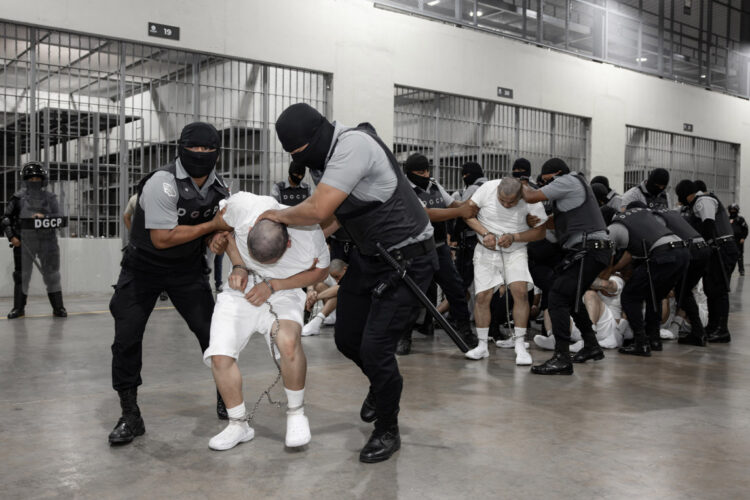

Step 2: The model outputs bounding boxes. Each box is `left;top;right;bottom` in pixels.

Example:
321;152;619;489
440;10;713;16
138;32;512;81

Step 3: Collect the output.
469;10;484;16
426;0;440;6
700;74;706;78
636;57;648;62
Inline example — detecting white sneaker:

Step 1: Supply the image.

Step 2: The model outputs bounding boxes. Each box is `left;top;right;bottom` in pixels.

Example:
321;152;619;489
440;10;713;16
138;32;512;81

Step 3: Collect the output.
302;319;322;337
323;310;336;325
465;344;489;360
570;340;584;353
660;328;677;340
533;334;555;350
515;344;532;366
209;421;255;451
496;338;530;349
285;413;311;448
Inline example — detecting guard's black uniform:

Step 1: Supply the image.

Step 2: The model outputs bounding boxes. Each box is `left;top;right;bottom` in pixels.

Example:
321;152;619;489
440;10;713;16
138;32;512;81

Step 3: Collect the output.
652;208;711;345
532;171;612;375
687;193;738;342
613;208;690;355
110;162;228;392
729;206;747;276
107;122;229;446
1;162;66;318
272;180;311;207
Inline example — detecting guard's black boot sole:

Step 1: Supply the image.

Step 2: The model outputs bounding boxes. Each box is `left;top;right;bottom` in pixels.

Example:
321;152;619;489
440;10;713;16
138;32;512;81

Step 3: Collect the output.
571;345;605;364
531;353;574;375
108;415;145;445
360;389;377;423
359;427;401;463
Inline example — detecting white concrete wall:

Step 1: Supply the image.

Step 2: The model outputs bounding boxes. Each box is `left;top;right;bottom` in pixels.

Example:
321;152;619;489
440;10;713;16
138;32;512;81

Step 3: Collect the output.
3;0;750;294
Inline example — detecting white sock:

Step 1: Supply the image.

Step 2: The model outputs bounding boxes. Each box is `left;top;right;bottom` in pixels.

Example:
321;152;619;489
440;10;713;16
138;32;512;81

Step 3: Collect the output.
227;402;246;420
307;315;324;328
285;387;305;415
514;327;527;343
476;327;489;347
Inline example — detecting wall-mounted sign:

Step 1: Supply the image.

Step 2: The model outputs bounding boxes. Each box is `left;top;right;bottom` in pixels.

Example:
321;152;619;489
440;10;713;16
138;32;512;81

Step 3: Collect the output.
683;123;694;132
148;22;180;41
497;87;514;99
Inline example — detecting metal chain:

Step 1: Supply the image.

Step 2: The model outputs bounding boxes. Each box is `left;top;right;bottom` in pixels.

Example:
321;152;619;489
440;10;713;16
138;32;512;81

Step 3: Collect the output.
240;272;285;424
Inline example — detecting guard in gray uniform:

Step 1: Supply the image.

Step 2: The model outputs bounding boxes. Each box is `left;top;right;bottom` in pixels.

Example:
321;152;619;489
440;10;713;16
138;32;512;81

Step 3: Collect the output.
620;168;670;210
398;153;478;354
2;162;67;318
108;122;230;445
522;159;613;375
270;161;311;207
451;162;488;289
608;202;690;356
675;180;738;343
590;175;622;210
262;103;437;464
651;206;711;346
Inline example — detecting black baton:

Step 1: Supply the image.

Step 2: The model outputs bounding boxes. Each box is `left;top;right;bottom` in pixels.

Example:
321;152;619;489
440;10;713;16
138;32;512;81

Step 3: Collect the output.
713;242;731;293
676;240;691;310
375;242;470;353
642;240;659;313
573;232;587;314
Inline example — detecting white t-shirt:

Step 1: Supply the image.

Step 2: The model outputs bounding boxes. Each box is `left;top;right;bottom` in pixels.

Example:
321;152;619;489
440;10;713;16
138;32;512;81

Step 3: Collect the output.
599;275;624;320
470;179;548;252
219;192;330;280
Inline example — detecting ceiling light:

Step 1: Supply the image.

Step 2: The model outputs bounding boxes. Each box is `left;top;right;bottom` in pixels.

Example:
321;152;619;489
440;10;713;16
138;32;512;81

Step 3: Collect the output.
700;74;706;78
426;0;440;6
469;10;483;16
636;57;647;62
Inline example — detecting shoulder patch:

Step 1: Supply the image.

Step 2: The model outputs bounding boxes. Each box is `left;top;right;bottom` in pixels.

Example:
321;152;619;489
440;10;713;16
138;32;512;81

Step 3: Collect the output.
163;182;177;198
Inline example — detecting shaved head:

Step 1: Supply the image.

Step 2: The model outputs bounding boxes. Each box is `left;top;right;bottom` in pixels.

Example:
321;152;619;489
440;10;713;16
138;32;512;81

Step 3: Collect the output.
497;177;522;208
247;219;290;264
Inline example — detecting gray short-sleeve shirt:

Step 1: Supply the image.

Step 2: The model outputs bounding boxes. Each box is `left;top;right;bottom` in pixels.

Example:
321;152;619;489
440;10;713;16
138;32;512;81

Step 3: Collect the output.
540;174;587;211
693;193;718;221
139;159;218;230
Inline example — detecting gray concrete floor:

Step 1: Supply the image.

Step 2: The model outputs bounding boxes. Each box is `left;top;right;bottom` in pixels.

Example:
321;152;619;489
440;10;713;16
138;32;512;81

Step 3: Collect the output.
1;276;749;500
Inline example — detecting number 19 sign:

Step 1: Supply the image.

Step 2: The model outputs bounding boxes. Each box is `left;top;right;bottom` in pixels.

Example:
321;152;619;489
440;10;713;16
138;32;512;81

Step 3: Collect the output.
148;22;180;41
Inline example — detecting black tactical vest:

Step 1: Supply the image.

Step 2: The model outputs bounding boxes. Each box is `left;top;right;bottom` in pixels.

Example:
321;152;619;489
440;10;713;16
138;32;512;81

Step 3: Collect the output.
128;162;229;272
691;193;733;238
17;187;60;238
638;183;669;209
413;181;448;243
552;173;606;247
323;124;431;256
612;207;673;257
275;181;310;206
653;208;701;241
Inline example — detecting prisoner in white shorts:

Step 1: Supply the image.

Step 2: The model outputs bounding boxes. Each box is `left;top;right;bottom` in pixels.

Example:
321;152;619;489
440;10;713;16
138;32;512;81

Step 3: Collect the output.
205;191;329;452
463;177;547;364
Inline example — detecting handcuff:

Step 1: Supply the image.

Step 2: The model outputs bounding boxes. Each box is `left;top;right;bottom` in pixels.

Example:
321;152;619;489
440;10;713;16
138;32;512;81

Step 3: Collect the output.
232;265;275;294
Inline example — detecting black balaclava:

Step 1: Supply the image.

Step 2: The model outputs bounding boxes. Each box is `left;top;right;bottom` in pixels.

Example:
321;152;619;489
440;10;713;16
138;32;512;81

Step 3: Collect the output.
178;122;221;179
591;175;610;191
540;158;570;178
600;205;617;224
511;158;531;180
694;180;708;193
275;103;335;172
646;168;670;195
626;200;648;210
728;204;739;217
535;174;546;187
675;179;697;206
591;183;609;206
288;161;306;186
404;153;431;190
461;162;483;187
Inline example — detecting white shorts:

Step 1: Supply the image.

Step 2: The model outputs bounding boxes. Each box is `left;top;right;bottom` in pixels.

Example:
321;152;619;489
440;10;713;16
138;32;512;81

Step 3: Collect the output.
203;286;305;367
593;304;619;347
472;245;533;293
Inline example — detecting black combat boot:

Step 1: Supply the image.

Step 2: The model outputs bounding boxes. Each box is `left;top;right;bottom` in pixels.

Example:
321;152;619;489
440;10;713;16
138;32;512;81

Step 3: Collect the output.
416;320;434;336
360;387;377;423
619;329;651;356
678;311;706;347
457;321;478;349
531;351;574;375
7;286;26;319
707;316;731;343
646;324;662;351
359;417;401;463
396;331;412;355
48;291;67;317
108;388;146;445
216;390;228;420
572;330;604;363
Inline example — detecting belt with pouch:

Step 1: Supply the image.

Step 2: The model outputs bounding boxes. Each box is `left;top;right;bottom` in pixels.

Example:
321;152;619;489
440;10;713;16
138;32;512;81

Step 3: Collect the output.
569;239;614;251
387;237;436;262
649;239;688;256
691;238;708;250
710;235;735;246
